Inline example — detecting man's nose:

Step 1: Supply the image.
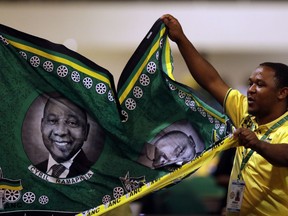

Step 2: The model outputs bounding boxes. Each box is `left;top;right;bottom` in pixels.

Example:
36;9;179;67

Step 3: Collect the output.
157;155;168;164
53;122;68;135
153;156;167;167
153;152;169;167
248;84;256;93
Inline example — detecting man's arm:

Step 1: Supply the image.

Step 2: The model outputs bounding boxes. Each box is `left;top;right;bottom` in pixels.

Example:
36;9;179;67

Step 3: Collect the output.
161;14;230;105
234;128;288;166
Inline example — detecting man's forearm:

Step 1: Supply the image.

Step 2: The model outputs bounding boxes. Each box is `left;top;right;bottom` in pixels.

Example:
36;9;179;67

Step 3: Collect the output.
176;36;229;104
254;142;288;167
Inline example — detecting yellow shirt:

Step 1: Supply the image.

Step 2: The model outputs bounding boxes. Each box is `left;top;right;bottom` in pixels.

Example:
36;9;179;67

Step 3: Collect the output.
225;89;288;216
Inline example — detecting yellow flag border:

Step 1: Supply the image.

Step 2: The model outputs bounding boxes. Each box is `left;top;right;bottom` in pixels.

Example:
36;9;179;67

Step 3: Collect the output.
76;136;237;216
8;39;112;88
119;27;166;104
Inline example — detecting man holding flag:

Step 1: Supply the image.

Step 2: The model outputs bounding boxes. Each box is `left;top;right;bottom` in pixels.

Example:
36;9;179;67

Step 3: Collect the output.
161;14;288;216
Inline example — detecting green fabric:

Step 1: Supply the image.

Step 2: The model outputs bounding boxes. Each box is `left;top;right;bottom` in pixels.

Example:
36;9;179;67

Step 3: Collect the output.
0;19;232;216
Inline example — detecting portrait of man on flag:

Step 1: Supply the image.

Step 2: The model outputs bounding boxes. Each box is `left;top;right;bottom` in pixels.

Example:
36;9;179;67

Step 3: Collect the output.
21;92;106;182
138;119;204;169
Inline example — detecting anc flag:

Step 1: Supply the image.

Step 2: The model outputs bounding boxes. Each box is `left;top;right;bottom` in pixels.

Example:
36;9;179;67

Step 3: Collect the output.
0;168;23;192
0;23;127;215
80;19;236;215
0;19;236;216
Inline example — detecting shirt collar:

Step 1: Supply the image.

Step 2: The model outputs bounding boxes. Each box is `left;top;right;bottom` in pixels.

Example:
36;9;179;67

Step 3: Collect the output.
252;111;288;131
47;149;81;171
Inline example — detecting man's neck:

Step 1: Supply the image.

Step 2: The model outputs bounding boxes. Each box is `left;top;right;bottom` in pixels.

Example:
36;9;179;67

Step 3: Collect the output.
256;109;288;125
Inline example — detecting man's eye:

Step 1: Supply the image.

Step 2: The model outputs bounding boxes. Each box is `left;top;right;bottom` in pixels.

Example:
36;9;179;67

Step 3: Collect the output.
66;120;79;127
175;145;185;157
256;82;264;87
47;119;57;125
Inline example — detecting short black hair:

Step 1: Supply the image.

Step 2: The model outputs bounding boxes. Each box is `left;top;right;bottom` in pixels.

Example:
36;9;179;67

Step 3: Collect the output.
260;62;288;88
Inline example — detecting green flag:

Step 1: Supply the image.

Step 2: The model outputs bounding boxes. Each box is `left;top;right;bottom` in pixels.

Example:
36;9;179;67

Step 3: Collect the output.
117;19;233;171
0;19;236;216
80;19;236;215
0;23;128;215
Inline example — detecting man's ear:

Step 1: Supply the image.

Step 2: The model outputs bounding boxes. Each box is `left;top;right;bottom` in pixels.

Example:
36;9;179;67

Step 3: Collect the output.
40;118;44;132
84;123;90;141
278;87;288;100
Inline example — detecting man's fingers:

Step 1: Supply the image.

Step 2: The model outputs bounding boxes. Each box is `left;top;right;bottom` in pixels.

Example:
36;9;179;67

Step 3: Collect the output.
233;128;243;138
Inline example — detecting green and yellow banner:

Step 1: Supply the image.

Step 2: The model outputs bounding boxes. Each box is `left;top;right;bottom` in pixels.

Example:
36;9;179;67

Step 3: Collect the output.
0;19;235;216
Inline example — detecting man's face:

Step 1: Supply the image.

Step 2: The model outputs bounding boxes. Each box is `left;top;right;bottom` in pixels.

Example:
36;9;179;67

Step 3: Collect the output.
41;98;89;163
152;132;196;168
247;66;279;118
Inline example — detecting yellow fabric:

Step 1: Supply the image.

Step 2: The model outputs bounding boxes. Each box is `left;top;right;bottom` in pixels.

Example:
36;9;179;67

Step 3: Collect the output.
101;204;132;216
225;89;288;216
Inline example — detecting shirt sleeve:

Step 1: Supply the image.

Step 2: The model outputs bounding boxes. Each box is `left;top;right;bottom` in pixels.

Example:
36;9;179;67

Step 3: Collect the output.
224;89;248;128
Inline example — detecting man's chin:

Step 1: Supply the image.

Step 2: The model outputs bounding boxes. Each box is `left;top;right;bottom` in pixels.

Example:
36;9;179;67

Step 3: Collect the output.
52;154;71;163
247;108;257;116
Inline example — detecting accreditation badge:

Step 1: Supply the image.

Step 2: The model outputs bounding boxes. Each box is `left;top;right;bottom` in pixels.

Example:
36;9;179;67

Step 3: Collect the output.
226;179;245;213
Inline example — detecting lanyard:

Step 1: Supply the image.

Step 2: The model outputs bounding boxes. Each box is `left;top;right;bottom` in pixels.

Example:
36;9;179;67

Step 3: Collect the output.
237;115;288;180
